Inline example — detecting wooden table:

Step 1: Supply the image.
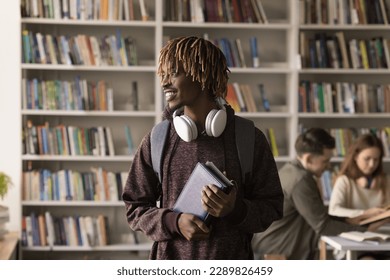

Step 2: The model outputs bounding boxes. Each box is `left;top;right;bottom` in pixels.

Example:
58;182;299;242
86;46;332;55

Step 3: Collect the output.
0;232;19;260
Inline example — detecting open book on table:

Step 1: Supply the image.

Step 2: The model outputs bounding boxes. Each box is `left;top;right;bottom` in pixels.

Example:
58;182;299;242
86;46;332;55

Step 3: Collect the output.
339;231;390;244
173;161;233;226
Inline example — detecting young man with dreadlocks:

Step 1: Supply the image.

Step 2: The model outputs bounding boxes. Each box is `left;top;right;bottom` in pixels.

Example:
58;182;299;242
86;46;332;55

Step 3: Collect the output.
122;36;283;260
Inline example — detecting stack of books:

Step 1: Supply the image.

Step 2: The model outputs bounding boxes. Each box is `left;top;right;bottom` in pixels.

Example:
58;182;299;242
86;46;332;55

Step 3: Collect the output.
0;206;10;240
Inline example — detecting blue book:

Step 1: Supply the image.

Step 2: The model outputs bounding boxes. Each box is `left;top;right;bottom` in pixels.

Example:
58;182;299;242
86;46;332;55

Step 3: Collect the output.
125;125;134;155
173;162;233;226
53;172;60;201
249;37;259;67
33;78;39;109
258;83;270;112
65;170;73;200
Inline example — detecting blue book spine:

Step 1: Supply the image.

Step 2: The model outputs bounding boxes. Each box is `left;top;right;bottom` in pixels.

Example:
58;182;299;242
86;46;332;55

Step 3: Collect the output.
74;76;83;110
41;126;49;154
26;79;32;109
258;84;270;112
65;170;72;200
33;78;39;109
125;125;134;154
54;172;60;201
75;216;83;245
39;169;45;201
22;30;31;63
249;37;259;67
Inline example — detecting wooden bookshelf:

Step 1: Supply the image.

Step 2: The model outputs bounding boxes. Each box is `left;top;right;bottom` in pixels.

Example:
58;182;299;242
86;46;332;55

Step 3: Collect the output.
0;232;19;260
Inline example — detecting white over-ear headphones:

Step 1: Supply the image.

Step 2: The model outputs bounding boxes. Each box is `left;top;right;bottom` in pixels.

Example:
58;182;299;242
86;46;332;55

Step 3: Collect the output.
173;103;227;142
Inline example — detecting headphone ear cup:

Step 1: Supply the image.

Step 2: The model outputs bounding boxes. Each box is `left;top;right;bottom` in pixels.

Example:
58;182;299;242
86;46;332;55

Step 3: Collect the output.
206;109;227;137
205;109;218;136
173;115;198;142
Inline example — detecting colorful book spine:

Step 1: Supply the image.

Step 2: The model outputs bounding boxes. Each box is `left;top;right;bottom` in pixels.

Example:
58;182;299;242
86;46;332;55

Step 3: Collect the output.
250;37;259;68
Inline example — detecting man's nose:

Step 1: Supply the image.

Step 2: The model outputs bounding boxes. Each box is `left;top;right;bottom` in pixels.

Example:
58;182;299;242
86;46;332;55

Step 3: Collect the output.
161;74;171;86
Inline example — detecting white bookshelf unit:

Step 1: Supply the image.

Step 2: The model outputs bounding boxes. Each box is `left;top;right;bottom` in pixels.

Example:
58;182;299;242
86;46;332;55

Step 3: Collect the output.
20;0;160;259
298;0;390;203
17;0;304;260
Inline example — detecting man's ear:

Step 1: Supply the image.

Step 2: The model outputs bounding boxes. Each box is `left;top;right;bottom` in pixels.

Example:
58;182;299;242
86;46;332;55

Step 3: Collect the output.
302;153;312;164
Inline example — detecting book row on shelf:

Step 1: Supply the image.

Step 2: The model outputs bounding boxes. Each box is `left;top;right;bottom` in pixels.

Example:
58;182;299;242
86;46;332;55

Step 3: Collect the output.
21;28;262;70
226;82;270;113
22;168;127;202
207;36;259;68
22;30;139;66
164;0;269;23
20;0;272;24
22;78;115;111
22;212;113;247
298;81;390;113
23;120;137;156
20;0;150;21
303;127;390;157
300;31;390;69
299;0;389;25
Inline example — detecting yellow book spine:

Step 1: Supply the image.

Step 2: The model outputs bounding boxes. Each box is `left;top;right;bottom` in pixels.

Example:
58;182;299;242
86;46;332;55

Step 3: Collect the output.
268;128;279;157
359;40;369;69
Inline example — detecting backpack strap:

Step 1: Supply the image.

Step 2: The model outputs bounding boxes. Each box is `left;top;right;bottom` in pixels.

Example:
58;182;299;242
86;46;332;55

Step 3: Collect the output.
234;116;255;185
150;120;170;183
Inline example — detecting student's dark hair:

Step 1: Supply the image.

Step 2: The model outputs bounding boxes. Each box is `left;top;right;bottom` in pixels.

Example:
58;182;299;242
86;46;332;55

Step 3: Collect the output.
157;36;229;98
339;133;384;179
295;128;335;156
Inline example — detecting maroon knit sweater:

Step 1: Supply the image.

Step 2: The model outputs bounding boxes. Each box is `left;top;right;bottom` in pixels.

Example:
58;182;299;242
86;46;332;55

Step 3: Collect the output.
122;105;283;259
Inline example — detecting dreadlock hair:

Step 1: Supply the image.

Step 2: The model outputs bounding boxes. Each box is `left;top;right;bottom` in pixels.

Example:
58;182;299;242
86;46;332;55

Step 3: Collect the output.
157;36;230;99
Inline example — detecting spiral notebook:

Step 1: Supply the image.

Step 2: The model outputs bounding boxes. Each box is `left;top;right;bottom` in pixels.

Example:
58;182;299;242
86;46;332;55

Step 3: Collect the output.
173;161;233;225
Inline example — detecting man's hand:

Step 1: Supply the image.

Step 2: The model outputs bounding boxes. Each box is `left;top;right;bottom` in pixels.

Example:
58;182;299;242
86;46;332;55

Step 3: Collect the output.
367;217;390;232
201;184;237;218
178;213;210;241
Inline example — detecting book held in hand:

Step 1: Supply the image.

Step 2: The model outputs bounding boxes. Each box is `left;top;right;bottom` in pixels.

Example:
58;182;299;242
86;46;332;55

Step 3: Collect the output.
173;161;233;225
339;231;390;244
359;209;390;225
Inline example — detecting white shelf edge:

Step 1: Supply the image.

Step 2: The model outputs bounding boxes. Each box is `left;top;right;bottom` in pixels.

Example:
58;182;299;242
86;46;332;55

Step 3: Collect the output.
21;155;134;161
21;110;156;117
22;201;124;206
22;243;152;252
231;66;292;74
299;69;390;74
21;64;291;73
298;113;390;118
21;64;156;72
300;24;390;30
274;156;291;162
163;21;291;29
21;18;156;27
237;112;291;118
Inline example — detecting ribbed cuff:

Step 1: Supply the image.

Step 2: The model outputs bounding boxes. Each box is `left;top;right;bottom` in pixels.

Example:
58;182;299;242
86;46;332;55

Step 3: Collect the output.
226;198;247;225
162;211;182;236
